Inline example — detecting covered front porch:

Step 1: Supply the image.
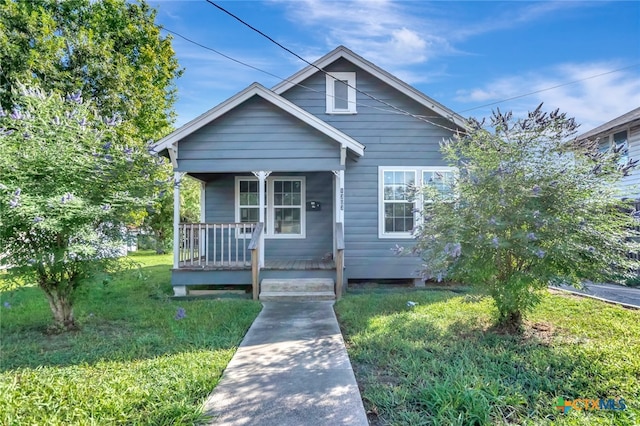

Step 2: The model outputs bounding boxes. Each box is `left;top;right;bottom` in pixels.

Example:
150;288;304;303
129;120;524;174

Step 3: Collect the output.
171;169;345;300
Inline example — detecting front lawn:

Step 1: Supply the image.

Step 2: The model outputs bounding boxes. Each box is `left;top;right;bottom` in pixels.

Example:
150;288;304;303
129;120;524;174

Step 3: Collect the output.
336;289;640;425
0;251;262;425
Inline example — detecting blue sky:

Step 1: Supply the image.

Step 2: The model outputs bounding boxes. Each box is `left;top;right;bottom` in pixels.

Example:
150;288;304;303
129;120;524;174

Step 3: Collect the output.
149;0;640;133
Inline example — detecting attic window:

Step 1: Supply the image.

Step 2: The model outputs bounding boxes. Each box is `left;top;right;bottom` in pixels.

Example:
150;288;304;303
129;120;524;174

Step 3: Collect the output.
326;72;356;114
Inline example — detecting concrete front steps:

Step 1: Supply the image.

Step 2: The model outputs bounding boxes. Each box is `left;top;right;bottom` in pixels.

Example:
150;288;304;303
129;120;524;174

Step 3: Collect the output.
259;278;336;301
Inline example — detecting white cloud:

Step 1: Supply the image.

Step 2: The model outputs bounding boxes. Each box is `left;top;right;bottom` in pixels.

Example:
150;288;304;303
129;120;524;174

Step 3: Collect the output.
276;0;449;68
453;1;588;40
455;62;640;131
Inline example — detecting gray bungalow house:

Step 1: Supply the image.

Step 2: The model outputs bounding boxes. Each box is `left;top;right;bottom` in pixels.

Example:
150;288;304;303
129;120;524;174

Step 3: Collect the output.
576;107;640;199
154;46;467;299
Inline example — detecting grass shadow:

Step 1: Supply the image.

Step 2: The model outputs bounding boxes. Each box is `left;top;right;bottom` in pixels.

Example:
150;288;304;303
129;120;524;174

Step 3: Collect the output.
336;290;639;425
0;261;261;371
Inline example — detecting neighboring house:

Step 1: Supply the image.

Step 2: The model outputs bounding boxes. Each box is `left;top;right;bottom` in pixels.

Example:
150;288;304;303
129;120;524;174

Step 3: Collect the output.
576;107;640;199
154;46;467;298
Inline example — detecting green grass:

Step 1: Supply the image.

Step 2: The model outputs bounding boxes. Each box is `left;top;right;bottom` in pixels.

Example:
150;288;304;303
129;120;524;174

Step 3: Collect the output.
336;289;640;425
0;251;262;425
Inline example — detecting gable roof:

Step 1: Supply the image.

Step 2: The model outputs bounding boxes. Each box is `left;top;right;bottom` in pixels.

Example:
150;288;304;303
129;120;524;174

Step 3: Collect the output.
576;107;640;141
272;45;468;130
154;82;365;157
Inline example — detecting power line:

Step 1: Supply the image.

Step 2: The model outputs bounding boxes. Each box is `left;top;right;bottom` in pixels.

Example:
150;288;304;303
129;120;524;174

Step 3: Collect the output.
459;64;640;113
162;27;293;84
161;26;447;119
205;0;463;133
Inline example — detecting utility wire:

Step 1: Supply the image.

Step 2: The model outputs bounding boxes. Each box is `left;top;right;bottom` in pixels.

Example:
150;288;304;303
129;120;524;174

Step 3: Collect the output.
459;63;640;113
183;1;639;131
205;0;464;133
163;27;311;90
161;26;446;119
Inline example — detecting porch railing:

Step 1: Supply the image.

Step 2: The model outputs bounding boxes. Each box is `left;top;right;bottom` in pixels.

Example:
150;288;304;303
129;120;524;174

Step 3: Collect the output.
335;222;345;300
178;222;257;268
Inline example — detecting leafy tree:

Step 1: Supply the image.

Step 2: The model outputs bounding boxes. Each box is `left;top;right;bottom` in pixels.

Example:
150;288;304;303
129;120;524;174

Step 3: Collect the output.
0;86;167;330
141;176;201;254
0;0;181;143
0;0;183;254
411;106;638;332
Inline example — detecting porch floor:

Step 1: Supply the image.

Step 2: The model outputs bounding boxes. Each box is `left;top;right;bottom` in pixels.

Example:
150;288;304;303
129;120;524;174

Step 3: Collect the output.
177;258;335;271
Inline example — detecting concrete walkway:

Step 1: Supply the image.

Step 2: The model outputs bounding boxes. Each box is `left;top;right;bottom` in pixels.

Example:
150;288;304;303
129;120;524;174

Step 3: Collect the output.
201;301;369;426
551;283;640;308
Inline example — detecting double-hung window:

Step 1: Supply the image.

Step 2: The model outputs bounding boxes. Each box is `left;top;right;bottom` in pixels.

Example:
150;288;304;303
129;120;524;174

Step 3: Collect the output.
272;179;303;235
379;167;456;238
380;169;416;237
236;176;305;238
238;179;261;224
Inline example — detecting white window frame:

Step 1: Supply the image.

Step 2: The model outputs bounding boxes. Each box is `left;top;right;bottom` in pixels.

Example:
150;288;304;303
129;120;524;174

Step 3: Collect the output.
236;177;265;236
235;176;306;239
378;166;456;239
326;72;356;114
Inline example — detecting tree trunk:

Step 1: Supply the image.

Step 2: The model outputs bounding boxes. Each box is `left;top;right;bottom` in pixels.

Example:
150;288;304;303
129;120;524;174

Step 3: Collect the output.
155;230;166;254
42;288;77;331
496;310;523;334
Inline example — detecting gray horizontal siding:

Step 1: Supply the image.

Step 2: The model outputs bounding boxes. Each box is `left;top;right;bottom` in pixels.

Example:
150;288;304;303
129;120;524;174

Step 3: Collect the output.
177;96;341;172
204;172;334;261
179;159;343;173
172;269;252;286
621;126;640;199
281;57;456;280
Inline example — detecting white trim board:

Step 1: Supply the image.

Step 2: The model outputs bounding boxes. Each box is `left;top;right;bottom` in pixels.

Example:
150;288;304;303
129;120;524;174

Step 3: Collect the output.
272;46;468;131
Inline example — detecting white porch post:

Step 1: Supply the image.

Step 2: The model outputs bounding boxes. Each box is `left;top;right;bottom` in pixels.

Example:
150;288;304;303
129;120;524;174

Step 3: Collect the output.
173;172;184;269
252;171;271;267
333;170;344;224
333;169;346;297
199;180;206;257
173;172;186;297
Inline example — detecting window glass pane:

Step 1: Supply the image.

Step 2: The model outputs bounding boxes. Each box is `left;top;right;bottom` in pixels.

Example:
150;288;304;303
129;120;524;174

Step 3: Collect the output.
334;79;349;110
240;207;258;222
384;201;413;233
598;139;610;153
383;171;414;201
274;194;283;205
273;181;282;192
614;131;627;144
239;179;261;207
274;207;301;234
424;170;454;197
